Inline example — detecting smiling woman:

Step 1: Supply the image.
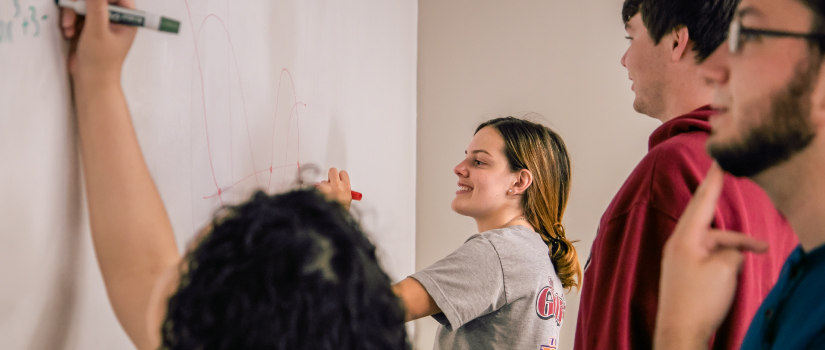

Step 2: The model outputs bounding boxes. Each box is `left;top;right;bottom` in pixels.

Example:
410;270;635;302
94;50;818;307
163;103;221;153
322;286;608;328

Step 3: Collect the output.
323;116;582;350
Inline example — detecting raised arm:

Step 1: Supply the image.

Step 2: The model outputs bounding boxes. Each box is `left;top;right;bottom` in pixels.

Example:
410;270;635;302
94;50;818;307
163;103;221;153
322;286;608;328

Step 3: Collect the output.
62;0;181;348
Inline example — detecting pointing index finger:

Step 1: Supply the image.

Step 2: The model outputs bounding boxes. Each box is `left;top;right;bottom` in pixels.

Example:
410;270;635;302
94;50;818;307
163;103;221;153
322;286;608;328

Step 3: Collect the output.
674;163;726;241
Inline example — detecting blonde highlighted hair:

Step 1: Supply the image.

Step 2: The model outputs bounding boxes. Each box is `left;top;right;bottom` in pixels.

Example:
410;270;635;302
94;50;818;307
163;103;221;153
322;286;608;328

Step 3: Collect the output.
476;117;582;290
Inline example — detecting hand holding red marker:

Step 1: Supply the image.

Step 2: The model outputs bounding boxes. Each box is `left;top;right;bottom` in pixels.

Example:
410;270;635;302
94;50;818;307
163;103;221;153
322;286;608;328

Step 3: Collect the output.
316;167;360;209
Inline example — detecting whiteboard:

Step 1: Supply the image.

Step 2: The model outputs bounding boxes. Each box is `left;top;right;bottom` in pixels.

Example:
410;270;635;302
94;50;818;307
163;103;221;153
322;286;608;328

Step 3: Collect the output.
0;0;417;348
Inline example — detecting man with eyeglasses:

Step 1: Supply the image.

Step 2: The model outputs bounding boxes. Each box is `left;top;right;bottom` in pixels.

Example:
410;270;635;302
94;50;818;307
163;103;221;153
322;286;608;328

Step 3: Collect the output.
575;0;797;349
656;0;825;348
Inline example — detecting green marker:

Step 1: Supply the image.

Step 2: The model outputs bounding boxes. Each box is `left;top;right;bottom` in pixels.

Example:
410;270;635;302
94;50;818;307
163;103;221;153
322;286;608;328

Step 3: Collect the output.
56;0;180;34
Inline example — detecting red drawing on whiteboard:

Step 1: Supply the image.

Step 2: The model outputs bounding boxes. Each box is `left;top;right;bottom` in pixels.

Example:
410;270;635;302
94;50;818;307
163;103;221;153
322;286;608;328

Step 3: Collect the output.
181;1;307;205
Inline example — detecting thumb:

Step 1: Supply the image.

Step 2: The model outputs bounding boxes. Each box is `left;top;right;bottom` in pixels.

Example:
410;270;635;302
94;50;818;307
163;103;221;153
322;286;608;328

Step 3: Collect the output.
713;248;746;275
708;229;769;253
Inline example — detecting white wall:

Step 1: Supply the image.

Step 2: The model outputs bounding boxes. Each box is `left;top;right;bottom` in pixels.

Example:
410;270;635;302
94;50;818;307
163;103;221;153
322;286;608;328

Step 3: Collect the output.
1;1;417;348
416;1;660;349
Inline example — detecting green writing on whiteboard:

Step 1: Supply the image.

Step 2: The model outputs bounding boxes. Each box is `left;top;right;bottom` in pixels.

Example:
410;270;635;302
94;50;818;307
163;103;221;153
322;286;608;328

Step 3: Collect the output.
0;0;48;44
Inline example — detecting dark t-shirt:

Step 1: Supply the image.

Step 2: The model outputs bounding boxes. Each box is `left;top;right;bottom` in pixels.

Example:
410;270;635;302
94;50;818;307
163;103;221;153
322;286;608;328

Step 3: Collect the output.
742;243;825;349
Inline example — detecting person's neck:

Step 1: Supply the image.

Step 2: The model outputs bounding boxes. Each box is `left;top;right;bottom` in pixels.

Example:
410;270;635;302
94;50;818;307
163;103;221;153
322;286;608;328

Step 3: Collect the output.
475;210;533;233
755;137;825;252
652;71;714;123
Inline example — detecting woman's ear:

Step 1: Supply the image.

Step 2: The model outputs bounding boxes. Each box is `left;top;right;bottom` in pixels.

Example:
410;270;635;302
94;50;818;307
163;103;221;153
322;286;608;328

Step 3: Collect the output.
511;169;533;195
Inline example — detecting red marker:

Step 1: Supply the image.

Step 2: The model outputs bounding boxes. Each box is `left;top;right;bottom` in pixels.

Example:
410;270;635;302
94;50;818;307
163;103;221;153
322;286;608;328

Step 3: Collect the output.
313;182;362;201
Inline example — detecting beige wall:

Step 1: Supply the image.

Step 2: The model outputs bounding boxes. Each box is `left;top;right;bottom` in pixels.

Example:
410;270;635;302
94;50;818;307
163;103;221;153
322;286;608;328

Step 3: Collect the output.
416;1;660;349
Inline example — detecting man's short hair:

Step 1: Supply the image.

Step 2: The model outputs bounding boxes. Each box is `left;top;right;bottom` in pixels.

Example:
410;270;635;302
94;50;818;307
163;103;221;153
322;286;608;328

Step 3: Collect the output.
622;0;739;63
799;0;825;52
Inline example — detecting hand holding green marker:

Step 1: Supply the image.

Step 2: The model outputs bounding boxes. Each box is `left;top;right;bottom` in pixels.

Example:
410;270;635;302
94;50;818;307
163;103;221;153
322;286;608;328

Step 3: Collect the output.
56;0;180;34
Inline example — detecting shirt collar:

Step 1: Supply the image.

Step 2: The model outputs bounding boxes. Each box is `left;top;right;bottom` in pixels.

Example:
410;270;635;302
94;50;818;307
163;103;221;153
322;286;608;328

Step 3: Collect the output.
648;105;716;150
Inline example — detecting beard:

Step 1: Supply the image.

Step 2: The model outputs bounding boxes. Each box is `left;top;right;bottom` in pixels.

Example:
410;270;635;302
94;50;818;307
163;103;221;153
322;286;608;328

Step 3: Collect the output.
707;57;819;178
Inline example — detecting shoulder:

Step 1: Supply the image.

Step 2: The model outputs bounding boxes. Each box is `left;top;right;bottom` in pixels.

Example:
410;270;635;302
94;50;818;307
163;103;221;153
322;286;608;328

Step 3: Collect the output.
480;226;557;300
647;132;711;175
603;134;710;222
631;131;711;188
478;226;546;254
645;135;712;205
478;226;552;273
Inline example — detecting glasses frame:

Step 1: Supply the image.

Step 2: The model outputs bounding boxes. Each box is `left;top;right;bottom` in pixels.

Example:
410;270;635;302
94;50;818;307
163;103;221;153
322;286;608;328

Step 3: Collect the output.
728;18;825;53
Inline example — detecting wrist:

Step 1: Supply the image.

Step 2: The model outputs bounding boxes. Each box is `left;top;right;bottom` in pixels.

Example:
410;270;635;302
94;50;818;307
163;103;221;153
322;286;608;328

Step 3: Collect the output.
73;74;121;90
72;73;122;97
71;75;127;123
71;62;123;89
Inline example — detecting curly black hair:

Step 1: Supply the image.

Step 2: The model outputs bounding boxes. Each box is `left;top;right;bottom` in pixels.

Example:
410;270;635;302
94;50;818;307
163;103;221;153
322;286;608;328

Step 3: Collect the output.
161;189;409;349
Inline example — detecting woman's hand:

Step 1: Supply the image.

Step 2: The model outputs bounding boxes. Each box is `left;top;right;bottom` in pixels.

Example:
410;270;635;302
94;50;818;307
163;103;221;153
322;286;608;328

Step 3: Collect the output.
60;0;137;87
316;167;353;210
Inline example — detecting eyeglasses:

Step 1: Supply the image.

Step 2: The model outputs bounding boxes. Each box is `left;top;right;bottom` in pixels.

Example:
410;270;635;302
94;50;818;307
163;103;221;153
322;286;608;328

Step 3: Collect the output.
728;17;825;54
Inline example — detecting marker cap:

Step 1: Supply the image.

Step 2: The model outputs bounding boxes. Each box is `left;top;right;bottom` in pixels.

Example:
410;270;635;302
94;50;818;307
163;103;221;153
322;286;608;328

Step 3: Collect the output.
159;17;180;33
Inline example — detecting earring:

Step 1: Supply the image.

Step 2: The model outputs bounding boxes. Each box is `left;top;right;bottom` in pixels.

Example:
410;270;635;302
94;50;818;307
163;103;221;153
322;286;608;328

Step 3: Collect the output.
507;189;514;194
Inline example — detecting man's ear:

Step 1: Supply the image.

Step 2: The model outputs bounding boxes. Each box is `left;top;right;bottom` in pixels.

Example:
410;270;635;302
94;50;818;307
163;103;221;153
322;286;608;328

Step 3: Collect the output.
810;61;825;129
670;26;691;62
510;169;534;195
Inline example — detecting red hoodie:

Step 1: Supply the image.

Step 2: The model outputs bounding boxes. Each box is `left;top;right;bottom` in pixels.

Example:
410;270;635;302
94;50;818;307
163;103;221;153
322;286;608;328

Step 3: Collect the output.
574;107;797;350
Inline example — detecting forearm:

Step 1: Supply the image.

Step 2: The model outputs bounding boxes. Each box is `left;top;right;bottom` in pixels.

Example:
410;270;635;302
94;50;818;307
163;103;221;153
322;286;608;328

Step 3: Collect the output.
75;78;180;347
392;277;440;321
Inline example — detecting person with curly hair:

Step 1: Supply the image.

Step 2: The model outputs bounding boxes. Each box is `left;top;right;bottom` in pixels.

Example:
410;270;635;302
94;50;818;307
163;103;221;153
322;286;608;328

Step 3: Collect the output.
158;190;408;349
60;1;408;349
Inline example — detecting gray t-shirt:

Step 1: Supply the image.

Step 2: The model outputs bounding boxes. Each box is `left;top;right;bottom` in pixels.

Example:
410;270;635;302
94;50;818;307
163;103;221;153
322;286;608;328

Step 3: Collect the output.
410;225;566;350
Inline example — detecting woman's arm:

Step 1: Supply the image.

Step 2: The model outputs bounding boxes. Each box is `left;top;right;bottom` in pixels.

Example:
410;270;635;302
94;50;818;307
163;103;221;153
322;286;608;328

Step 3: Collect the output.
63;0;181;348
316;168;441;321
393;277;440;321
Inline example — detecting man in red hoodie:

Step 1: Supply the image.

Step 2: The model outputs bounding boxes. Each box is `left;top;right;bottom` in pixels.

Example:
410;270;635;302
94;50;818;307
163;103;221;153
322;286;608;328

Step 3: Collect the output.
574;0;797;349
